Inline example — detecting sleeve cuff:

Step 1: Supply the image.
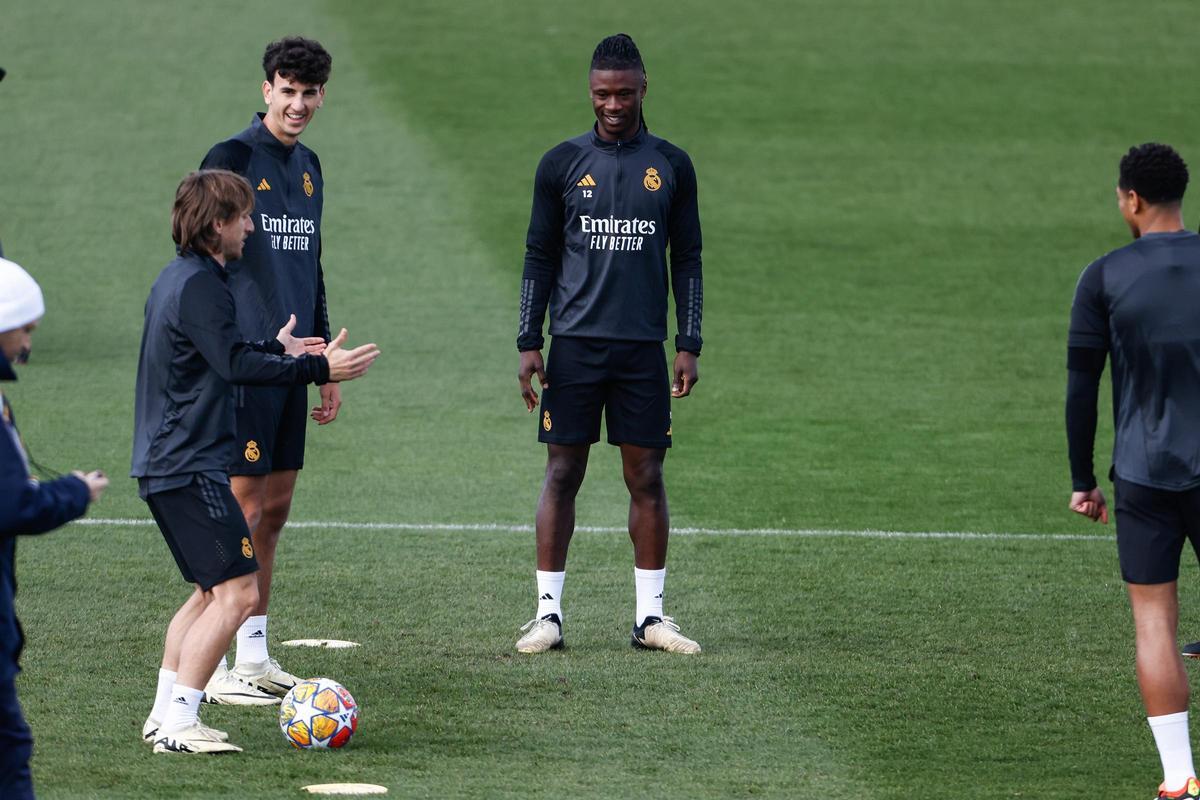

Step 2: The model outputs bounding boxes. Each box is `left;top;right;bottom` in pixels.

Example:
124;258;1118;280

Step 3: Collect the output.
517;335;545;352
674;334;702;355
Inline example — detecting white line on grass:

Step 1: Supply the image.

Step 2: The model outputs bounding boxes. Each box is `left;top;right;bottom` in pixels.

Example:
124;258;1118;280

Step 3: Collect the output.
74;517;1109;542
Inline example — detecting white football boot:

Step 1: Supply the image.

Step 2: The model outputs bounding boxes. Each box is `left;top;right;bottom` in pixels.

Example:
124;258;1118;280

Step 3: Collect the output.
516;613;564;653
142;716;228;745
203;667;280;705
631;616;701;654
230;657;301;697
152;723;243;754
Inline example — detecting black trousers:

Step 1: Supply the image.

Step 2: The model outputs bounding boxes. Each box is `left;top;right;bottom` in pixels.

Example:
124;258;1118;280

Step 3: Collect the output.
0;671;34;799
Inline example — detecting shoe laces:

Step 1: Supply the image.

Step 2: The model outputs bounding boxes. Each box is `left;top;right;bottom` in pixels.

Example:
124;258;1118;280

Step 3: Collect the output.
657;616;682;633
520;617;557;633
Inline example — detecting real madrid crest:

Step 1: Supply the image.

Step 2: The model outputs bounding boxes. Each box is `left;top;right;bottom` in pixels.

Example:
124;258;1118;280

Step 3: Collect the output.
303;171;314;198
245;440;261;462
643;167;661;192
543;411;552;432
241;537;254;558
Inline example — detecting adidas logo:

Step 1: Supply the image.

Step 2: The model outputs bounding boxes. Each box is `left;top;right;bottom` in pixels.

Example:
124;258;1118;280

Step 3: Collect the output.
247;630;265;639
653;593;663;599
173;696;189;705
539;593;554;600
576;174;597;187
256;178;271;191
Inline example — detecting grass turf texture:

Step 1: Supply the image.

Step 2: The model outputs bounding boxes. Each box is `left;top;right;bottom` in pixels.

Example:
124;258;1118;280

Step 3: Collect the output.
1;0;1198;796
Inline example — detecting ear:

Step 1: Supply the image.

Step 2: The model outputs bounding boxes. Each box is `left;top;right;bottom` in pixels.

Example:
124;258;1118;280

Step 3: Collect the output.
641;73;648;100
317;85;326;108
262;79;272;105
1128;189;1144;216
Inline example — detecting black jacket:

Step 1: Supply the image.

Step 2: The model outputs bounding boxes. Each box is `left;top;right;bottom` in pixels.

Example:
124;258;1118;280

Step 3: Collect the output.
131;251;328;483
0;353;90;679
518;123;703;354
201;114;330;343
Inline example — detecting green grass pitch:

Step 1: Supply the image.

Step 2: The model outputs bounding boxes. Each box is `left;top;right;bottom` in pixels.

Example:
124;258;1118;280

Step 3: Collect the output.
3;0;1199;797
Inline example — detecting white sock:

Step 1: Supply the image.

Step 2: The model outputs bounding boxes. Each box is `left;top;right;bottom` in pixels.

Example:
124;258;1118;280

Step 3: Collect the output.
1149;711;1196;790
536;571;565;620
149;668;177;723
235;615;269;666
217;655;228;672
160;684;204;733
634;567;666;626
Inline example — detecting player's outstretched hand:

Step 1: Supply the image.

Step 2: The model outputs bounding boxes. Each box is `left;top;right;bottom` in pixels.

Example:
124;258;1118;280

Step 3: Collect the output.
324;328;380;382
672;351;699;398
518;350;547;412
277;314;327;356
72;470;109;503
1069;487;1108;523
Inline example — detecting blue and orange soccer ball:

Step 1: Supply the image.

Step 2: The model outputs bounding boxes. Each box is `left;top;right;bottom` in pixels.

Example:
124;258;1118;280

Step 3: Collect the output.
279;678;358;749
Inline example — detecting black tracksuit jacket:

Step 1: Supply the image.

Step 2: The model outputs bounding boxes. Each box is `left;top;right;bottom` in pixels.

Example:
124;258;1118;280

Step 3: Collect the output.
201;113;330;343
518;123;704;354
130;251;328;484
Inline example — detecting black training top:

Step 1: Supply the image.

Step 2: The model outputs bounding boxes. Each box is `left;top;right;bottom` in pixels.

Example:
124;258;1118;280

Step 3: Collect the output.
517;123;703;354
131;251;328;487
201;113;331;343
1067;230;1200;491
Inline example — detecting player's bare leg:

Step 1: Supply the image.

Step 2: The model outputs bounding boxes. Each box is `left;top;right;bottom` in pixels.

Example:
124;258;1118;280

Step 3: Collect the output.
226;470;300;695
161;587;209;673
145;587;215;744
622;444;699;653
620;445;668;569
536;444;590;570
234;469;298;614
175;575;259;691
518;444;589;653
152;574;259;753
1129;581;1197;794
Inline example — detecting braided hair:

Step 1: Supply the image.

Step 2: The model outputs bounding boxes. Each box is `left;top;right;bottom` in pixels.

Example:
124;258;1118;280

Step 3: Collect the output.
591;33;644;73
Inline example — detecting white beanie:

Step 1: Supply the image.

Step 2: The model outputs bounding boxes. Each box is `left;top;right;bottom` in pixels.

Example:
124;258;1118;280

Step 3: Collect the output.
0;257;45;333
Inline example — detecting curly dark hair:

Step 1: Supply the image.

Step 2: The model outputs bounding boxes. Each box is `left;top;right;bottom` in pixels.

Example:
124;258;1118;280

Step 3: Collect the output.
1119;143;1188;204
591;33;644;73
263;36;332;85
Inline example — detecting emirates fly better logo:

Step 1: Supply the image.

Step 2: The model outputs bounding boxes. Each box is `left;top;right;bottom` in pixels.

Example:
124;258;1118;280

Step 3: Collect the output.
259;213;316;252
579;215;657;252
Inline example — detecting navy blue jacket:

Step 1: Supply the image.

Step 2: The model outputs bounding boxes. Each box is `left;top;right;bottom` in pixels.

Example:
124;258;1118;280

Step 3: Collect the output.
518;123;704;354
1;354;90;679
201;114;330;343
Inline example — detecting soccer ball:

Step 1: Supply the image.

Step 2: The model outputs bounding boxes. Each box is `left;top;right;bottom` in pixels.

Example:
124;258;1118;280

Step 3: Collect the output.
279;678;358;749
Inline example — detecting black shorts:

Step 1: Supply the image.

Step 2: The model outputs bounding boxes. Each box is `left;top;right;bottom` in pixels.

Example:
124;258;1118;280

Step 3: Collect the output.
1114;477;1200;584
145;475;259;591
538;337;672;449
229;384;308;475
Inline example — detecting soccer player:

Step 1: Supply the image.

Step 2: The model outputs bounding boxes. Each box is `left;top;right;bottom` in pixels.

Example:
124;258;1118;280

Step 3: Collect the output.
198;36;336;702
1;257;108;798
1067;143;1200;799
514;34;704;654
133;170;378;753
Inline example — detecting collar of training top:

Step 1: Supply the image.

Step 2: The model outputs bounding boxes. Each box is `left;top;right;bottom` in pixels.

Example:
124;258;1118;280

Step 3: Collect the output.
250;112;297;158
0;352;15;383
176;249;231;281
590;120;648;153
